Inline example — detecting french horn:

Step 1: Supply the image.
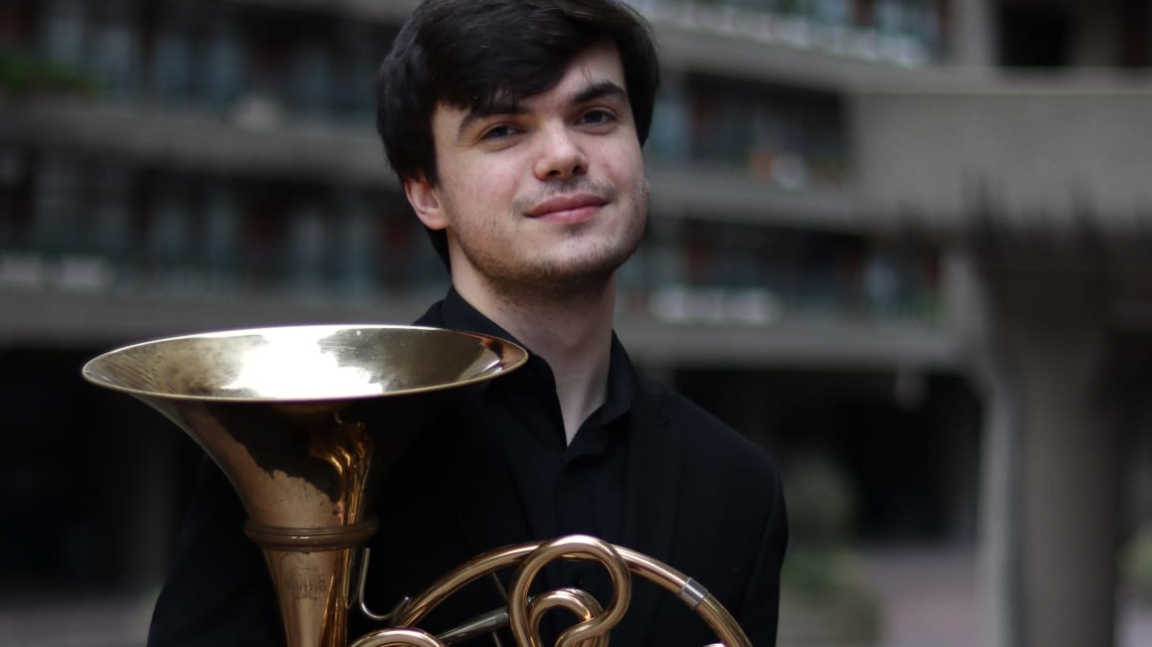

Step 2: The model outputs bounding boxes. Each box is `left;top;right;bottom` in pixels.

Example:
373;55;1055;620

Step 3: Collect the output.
82;325;751;647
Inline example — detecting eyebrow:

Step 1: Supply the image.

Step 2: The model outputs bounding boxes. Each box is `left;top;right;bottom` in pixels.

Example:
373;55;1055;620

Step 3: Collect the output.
455;80;629;141
572;80;628;107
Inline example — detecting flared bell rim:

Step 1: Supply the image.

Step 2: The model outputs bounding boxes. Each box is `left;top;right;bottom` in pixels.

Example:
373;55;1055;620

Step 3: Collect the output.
81;323;529;403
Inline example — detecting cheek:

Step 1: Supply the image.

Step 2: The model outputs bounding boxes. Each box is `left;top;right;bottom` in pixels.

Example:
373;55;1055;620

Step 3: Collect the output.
437;162;496;213
452;157;518;202
603;143;645;188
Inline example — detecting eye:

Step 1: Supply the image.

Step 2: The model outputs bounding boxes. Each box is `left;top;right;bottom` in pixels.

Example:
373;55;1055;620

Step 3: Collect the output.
480;123;519;141
578;109;616;127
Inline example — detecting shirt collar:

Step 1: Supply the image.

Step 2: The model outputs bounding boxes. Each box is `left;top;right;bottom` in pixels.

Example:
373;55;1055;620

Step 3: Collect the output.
436;287;636;425
438;286;517;343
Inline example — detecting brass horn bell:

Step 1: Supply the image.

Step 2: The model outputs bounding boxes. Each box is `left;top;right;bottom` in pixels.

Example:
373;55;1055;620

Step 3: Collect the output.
82;324;529;647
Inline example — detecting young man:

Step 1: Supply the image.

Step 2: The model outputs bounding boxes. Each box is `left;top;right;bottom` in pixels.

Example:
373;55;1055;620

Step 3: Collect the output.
147;1;787;646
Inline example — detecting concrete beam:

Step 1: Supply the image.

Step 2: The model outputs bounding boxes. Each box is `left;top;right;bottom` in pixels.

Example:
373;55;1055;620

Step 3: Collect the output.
850;79;1152;240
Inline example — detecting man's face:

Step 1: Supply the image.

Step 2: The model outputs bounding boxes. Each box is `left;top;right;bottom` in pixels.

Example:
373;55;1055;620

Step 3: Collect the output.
406;42;649;301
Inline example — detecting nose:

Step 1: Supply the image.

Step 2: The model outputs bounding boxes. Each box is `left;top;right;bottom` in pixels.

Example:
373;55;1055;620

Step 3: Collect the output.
533;124;588;181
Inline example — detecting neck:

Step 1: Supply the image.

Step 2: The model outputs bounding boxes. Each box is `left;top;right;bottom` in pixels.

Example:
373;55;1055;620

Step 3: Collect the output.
455;275;617;443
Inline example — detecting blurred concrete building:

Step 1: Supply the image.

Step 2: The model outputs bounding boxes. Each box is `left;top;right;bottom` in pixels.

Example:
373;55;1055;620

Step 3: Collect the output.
0;1;1150;646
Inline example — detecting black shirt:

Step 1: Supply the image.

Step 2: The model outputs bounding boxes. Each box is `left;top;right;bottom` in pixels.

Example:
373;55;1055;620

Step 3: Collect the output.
415;288;634;619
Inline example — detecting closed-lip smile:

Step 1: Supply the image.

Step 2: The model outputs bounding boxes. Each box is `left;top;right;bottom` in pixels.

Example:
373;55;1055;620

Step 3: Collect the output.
527;194;608;220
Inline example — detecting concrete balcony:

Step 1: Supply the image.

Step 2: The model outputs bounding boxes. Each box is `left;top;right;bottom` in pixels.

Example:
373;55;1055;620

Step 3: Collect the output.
850;73;1152;244
0;97;391;189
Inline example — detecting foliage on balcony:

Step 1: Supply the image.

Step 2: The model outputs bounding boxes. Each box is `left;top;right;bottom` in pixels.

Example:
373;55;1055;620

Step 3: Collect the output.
0;51;96;99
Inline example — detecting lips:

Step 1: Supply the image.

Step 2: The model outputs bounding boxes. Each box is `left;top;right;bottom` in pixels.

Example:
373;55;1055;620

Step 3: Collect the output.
527;194;608;219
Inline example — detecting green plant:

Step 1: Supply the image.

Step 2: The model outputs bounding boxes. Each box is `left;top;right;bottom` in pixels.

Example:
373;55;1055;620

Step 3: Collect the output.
0;51;97;98
1122;522;1152;603
778;455;882;642
780;455;868;599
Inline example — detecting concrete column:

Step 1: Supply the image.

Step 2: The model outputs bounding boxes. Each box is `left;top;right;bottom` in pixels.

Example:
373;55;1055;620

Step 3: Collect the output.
949;0;997;69
977;364;1024;647
949;247;1025;647
979;259;1122;647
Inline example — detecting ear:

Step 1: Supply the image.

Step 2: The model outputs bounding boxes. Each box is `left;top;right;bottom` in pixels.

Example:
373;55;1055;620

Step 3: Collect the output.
404;175;449;231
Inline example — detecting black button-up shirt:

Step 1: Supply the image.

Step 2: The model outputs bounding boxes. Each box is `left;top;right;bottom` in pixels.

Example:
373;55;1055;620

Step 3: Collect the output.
422;289;633;606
